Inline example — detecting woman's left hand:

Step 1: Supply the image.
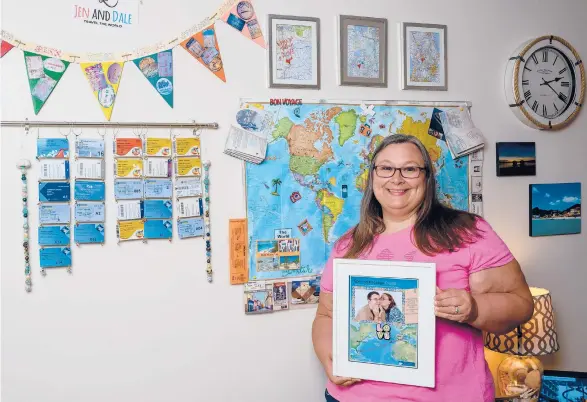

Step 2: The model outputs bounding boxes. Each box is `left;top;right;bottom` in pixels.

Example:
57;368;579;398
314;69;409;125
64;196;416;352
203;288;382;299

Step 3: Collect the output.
434;287;478;324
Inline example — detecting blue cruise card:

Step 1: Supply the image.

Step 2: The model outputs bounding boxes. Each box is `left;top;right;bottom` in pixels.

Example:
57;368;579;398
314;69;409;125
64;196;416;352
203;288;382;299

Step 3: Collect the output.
39;204;70;224
39;182;71;202
144;219;173;239
74;223;105;244
76;138;105;158
144;178;173;199
75;202;105;223
178;217;205;239
38;225;71;246
39;247;72;268
74;181;106;201
144;199;173;219
37;138;69;158
114;179;143;200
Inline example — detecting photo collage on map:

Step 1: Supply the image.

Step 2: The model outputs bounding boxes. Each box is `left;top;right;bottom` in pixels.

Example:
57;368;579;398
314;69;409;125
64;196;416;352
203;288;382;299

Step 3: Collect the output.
348;276;419;368
243;276;321;314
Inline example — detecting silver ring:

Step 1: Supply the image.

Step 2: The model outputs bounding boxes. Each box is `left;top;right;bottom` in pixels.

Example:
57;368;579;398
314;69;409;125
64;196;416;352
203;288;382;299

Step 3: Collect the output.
454;306;459;314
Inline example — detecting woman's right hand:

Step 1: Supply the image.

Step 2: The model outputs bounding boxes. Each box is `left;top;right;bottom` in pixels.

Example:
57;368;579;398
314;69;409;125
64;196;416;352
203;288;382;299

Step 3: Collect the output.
325;353;362;387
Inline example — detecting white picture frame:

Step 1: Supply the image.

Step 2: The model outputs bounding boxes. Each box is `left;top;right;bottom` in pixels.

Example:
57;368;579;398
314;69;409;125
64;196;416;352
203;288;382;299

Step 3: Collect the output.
267;14;320;89
332;258;436;388
400;22;447;91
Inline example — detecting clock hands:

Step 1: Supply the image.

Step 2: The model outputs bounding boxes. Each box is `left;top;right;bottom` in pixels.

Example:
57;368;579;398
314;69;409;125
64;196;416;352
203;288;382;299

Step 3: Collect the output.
541;78;559;95
540;77;563;86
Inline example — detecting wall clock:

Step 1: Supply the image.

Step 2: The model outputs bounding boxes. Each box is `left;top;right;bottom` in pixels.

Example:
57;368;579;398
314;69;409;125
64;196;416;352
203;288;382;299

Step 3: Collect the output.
505;35;585;130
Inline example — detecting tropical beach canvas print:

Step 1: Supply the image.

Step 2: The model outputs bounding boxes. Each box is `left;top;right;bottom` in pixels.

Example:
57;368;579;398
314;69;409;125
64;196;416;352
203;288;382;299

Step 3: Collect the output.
496;142;536;176
530;183;581;237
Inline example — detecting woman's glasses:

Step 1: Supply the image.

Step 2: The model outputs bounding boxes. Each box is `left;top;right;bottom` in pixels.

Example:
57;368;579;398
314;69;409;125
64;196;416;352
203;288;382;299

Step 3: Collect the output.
374;165;426;179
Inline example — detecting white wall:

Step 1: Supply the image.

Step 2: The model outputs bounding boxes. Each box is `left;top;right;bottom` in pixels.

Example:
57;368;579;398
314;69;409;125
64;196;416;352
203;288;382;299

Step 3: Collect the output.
1;1;586;401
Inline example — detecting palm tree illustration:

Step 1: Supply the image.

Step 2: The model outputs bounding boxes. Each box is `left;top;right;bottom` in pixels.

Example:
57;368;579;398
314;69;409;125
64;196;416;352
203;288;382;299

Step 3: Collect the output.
271;178;282;196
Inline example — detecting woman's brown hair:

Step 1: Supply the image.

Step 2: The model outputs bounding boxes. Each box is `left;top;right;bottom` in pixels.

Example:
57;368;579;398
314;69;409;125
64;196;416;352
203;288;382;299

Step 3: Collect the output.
339;134;484;258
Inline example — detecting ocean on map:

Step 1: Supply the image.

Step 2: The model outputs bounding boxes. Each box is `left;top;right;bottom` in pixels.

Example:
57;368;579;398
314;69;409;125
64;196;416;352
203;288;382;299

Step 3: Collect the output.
531;218;581;236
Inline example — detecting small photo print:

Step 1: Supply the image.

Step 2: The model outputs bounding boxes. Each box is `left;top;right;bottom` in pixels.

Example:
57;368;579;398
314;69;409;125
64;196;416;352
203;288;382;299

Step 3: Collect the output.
291;277;321;305
530;182;581;237
273;282;289;310
278;238;299;253
244;288;273;314
279;255;300;270
348;275;419;368
256;256;279;272
256;240;278;255
496;142;536;177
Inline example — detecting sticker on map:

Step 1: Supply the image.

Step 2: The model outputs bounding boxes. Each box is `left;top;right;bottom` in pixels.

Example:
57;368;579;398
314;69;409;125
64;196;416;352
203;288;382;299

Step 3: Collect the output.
348;276;419;368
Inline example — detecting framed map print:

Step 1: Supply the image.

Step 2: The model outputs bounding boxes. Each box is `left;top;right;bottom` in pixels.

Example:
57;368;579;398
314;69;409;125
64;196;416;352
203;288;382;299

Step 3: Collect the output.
332;258;436;387
267;14;320;89
400;22;447;90
337;15;387;87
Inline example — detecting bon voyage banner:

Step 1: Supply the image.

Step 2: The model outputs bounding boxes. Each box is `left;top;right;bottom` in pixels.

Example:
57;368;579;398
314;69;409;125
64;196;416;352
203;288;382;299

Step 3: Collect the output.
1;0;266;120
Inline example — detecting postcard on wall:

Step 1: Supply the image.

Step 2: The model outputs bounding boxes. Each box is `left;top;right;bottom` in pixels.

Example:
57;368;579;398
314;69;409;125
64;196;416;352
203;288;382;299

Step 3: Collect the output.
244;282;274;315
332;259;436;387
255;238;300;271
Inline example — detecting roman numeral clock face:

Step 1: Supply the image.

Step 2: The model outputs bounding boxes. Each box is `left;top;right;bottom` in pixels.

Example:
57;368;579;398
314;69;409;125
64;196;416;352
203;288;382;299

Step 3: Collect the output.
505;36;585;130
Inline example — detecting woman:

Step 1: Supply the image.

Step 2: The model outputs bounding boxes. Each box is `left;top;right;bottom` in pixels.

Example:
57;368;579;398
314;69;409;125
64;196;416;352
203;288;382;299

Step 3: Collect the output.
380;293;404;324
311;134;534;402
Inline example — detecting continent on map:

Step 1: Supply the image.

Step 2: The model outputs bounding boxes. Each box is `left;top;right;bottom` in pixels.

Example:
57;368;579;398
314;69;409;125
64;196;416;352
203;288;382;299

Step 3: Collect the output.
272;108;341;176
350;322;374;350
396;115;440;163
316;189;344;242
334;109;358;146
392;340;417;363
355;135;384;192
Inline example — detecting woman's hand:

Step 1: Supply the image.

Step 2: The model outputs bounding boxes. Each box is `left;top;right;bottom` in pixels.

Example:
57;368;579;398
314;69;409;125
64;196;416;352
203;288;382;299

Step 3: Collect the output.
434;287;478;324
326;353;362;387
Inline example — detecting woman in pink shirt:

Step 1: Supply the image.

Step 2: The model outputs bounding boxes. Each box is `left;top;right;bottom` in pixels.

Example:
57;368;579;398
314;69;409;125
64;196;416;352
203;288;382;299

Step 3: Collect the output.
312;134;534;402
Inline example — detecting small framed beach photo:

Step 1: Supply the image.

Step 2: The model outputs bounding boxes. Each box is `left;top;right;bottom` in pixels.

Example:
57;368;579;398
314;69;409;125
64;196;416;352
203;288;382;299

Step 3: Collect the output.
337;15;387;87
267;14;321;89
400;22;447;90
332;258;436;387
529;182;581;237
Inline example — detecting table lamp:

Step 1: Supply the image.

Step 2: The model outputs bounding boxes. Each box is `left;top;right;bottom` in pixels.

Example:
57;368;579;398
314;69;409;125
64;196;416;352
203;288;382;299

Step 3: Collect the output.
484;287;559;402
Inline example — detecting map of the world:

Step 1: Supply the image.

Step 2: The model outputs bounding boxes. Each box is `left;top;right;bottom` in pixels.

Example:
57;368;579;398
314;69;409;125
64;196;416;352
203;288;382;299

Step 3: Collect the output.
241;101;470;282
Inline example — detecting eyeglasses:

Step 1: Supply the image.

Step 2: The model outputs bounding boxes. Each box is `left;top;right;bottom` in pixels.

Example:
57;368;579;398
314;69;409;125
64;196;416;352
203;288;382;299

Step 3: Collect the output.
374;165;427;179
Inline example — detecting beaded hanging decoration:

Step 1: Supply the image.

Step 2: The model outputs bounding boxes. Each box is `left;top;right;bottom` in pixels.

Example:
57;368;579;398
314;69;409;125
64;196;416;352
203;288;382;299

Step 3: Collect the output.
18;158;32;292
203;160;212;283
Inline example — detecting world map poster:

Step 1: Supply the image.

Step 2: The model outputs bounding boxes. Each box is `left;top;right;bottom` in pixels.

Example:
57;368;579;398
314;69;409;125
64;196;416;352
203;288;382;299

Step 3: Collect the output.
242;100;473;282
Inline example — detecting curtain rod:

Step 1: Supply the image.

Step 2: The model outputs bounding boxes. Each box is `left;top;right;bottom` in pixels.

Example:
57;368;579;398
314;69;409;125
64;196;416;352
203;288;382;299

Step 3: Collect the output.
0;120;219;129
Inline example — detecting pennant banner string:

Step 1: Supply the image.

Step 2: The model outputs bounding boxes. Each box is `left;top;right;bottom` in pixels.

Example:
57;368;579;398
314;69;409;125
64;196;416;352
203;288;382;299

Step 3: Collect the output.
0;0;263;63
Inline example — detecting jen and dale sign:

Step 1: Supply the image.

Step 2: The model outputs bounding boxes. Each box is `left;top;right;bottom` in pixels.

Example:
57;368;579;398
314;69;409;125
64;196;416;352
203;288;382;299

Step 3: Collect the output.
73;0;140;29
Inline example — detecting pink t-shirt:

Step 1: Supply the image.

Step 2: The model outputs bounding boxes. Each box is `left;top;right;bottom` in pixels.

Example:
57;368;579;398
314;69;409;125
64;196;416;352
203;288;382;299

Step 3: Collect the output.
321;217;514;402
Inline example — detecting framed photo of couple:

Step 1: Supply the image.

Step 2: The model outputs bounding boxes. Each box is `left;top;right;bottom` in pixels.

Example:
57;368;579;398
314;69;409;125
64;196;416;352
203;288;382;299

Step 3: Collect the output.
332;259;436;387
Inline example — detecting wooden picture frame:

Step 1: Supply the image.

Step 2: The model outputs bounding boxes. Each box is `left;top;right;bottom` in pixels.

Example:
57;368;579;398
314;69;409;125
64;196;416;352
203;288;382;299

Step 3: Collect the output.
400;22;447;90
338;15;387;87
267;14;320;89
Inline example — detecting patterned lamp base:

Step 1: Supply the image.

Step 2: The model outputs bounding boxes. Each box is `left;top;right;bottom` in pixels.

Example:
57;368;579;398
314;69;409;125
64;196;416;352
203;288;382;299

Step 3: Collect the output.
497;355;543;401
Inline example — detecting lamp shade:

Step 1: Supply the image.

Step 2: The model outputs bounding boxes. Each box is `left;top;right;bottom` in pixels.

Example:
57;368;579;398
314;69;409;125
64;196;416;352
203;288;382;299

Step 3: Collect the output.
484;287;559;356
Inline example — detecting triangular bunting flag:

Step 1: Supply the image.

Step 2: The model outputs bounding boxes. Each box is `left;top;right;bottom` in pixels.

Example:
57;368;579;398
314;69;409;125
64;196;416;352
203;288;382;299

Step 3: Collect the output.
180;24;226;82
23;51;70;115
80;61;124;121
219;0;266;48
1;41;15;57
133;50;174;107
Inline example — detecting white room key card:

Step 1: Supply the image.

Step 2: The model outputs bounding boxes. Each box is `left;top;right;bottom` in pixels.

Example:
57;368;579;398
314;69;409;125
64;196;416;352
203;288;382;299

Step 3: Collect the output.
175;178;202;198
76;159;105;180
39;159;70;180
117;200;144;221
177;197;203;218
144;158;171;178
